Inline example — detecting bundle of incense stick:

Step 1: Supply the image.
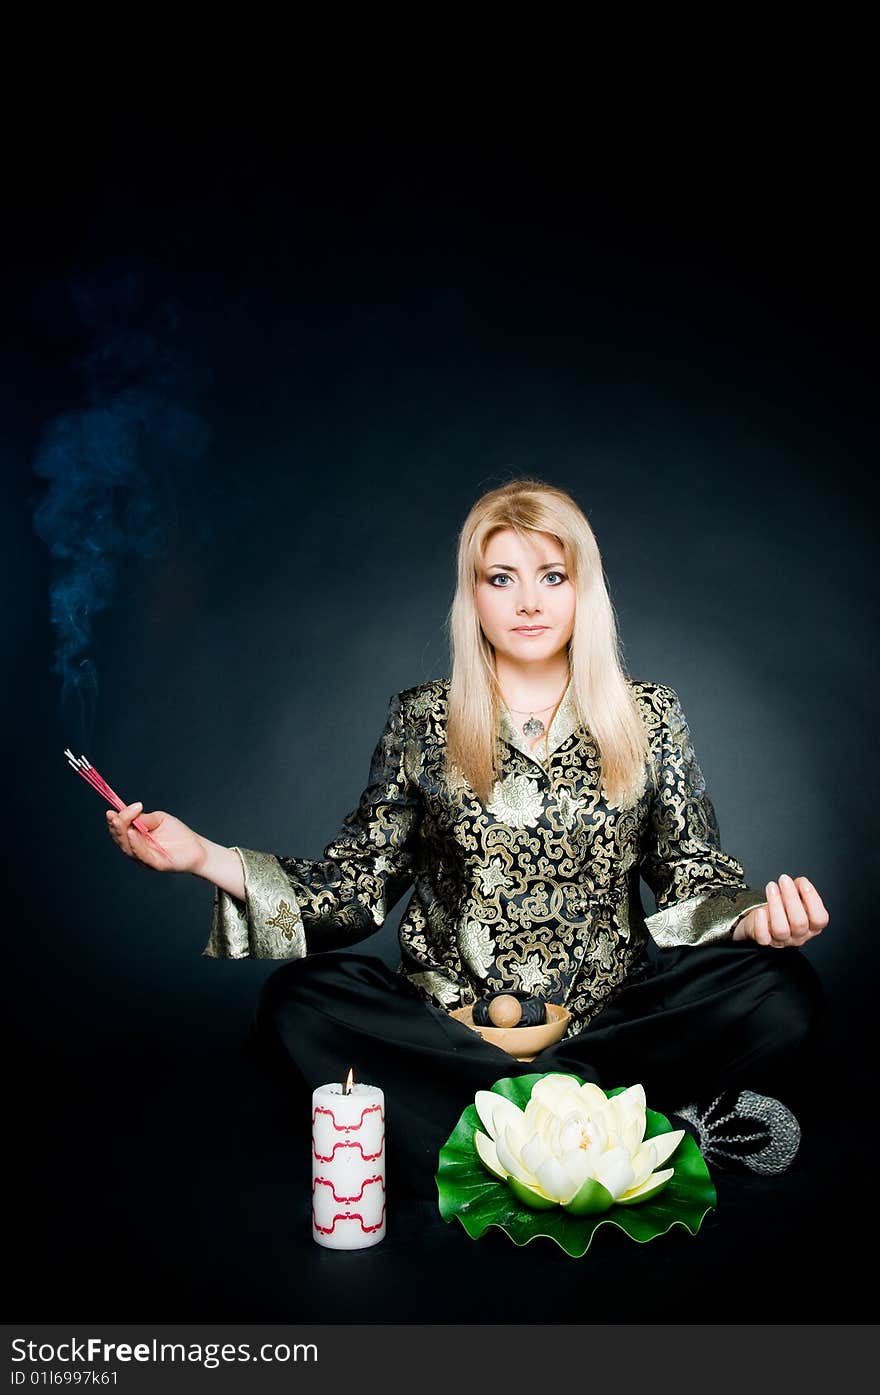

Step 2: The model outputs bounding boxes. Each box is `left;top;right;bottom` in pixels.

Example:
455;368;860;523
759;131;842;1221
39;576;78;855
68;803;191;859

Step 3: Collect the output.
64;750;173;861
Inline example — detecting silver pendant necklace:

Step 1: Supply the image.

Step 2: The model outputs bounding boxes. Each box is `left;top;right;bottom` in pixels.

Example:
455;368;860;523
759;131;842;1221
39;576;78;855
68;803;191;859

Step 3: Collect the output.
504;684;568;740
521;713;548;739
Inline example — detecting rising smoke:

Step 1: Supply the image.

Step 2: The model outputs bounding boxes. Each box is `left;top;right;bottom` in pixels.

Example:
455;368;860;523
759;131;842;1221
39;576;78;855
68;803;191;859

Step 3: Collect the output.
32;265;211;749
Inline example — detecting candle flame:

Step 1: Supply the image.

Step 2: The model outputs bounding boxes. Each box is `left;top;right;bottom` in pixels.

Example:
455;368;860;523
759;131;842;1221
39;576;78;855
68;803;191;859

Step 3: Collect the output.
343;1067;355;1095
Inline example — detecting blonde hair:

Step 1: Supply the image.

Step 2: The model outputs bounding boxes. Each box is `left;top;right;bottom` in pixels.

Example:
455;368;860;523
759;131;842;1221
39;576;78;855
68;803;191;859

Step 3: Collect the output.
444;477;654;808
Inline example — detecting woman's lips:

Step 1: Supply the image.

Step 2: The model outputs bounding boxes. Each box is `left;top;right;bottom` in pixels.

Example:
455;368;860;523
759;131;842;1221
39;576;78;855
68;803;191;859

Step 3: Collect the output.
512;626;549;634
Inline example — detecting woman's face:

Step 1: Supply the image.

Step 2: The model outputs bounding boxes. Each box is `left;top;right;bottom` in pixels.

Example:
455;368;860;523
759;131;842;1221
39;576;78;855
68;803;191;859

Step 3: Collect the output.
475;528;575;667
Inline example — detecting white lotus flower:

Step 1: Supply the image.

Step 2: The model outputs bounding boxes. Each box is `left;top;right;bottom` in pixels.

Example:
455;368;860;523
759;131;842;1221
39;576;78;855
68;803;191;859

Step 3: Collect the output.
473;1074;685;1214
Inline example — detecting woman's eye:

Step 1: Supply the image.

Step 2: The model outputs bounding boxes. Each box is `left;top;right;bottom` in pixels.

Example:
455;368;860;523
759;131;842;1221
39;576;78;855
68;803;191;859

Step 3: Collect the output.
488;572;567;587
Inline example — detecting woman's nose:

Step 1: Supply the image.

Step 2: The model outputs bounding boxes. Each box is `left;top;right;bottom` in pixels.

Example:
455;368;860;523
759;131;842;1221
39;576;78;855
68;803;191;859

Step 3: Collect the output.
518;591;542;613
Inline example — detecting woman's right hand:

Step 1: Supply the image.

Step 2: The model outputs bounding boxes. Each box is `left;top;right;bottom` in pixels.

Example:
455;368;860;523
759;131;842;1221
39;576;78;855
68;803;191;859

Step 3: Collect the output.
106;803;207;875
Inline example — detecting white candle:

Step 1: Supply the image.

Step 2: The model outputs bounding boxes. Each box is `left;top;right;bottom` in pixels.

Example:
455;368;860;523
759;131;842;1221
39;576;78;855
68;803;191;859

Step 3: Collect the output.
311;1077;386;1249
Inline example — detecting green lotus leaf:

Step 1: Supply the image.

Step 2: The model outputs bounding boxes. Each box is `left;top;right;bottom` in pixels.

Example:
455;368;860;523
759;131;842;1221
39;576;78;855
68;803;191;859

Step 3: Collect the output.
436;1073;716;1258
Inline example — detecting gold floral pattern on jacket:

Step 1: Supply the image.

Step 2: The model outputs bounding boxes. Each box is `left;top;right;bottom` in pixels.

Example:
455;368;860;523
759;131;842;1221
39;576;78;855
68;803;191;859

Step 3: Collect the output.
205;678;767;1037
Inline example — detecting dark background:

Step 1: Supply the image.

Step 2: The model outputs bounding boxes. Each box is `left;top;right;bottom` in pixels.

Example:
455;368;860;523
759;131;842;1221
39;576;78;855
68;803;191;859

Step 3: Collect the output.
3;115;877;1323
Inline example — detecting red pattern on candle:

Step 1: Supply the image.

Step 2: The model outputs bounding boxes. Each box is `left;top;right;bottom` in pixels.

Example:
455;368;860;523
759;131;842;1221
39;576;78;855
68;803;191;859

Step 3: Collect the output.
312;1174;386;1204
312;1102;386;1131
311;1202;387;1235
312;1138;386;1164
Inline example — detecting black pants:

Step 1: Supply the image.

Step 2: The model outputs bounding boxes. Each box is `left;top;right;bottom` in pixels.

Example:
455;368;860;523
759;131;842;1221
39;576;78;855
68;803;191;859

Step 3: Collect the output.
252;939;825;1198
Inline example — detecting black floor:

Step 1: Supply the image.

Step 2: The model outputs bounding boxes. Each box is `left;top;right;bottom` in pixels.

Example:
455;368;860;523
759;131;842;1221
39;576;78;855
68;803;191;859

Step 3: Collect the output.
8;999;873;1325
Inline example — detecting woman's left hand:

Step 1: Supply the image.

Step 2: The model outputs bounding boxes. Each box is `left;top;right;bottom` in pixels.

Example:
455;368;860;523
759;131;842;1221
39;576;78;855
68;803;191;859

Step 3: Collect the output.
732;874;829;947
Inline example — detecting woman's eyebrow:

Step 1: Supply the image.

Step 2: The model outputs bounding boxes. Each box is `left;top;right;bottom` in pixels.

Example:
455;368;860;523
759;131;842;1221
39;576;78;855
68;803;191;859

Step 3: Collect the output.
485;562;565;572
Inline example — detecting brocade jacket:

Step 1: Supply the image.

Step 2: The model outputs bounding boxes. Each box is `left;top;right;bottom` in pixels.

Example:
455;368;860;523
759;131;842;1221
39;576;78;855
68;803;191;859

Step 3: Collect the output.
204;678;767;1037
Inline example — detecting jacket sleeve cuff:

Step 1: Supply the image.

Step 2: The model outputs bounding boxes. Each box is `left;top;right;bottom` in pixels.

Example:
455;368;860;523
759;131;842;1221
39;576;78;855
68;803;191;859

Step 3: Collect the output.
202;846;308;960
646;886;769;948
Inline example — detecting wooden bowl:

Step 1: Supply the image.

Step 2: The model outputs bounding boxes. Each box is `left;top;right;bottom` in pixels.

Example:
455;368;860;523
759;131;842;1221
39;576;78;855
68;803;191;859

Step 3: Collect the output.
449;1002;571;1061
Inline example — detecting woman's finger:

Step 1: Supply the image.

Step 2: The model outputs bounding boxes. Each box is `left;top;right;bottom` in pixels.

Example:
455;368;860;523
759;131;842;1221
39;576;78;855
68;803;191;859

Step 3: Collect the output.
108;814;130;856
127;826;152;864
119;803;142;850
106;802;142;858
765;881;791;945
775;874;810;943
750;903;773;946
796;876;830;934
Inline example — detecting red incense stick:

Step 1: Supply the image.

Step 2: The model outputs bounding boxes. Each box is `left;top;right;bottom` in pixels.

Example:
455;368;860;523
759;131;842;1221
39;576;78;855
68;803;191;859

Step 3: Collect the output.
64;750;174;861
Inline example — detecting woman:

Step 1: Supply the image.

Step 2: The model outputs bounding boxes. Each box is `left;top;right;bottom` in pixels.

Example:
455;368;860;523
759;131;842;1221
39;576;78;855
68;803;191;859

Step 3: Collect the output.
107;478;829;1198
